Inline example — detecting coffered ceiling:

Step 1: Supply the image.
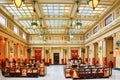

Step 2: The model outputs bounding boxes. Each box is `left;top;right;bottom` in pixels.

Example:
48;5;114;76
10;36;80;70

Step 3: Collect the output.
0;0;116;35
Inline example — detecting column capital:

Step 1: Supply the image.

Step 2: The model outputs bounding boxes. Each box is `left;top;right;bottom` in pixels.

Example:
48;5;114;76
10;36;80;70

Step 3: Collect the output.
112;33;116;37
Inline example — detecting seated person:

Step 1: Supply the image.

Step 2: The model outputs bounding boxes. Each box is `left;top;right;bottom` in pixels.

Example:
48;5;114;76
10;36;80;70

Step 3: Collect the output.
40;60;45;67
67;59;71;67
72;60;77;68
28;60;32;67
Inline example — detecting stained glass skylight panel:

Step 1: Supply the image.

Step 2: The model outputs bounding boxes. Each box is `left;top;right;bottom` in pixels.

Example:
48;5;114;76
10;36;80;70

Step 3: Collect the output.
3;4;33;18
77;4;108;16
72;20;95;27
69;29;86;34
41;4;72;17
19;20;31;28
48;29;65;34
19;20;40;28
27;29;35;34
46;20;68;28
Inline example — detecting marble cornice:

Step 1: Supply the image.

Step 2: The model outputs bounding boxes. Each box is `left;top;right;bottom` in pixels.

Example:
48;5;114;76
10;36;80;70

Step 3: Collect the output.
0;8;27;35
0;24;28;45
28;44;85;48
85;16;120;45
85;0;120;34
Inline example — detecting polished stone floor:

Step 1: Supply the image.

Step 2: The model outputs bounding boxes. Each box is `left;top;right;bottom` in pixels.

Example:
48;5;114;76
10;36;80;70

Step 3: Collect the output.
0;65;120;80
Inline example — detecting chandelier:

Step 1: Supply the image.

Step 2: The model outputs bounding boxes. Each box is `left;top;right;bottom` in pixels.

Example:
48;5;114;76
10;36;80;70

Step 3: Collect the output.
38;33;43;38
87;0;100;9
13;0;24;8
31;0;38;29
31;20;38;29
75;20;82;29
74;0;82;29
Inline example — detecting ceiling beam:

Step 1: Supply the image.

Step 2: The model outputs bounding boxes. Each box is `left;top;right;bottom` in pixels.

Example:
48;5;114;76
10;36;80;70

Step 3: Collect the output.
0;0;114;5
25;27;88;30
34;2;46;29
16;16;97;21
37;0;74;4
0;0;73;4
80;0;114;6
29;33;84;36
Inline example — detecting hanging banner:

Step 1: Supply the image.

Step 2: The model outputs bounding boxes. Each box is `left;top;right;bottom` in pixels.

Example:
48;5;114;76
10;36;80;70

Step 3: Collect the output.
34;50;41;60
71;50;78;60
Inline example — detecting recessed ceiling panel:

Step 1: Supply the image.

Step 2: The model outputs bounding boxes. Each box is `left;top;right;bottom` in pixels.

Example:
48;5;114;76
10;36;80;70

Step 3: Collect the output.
48;29;65;34
4;4;33;18
46;20;68;28
41;4;72;17
77;4;109;17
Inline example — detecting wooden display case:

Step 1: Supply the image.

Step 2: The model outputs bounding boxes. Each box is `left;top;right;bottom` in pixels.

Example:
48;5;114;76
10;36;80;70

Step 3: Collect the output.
27;68;32;77
64;66;112;79
21;68;27;77
32;68;38;77
9;68;15;77
64;67;71;78
39;67;46;76
15;68;21;77
103;67;111;77
71;68;79;79
4;67;10;77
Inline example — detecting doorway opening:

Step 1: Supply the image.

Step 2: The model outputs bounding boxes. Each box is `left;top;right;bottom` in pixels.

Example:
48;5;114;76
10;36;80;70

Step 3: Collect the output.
53;53;59;64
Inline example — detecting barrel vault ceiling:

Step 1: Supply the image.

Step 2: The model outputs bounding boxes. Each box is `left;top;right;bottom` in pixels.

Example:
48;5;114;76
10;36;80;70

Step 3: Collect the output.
0;0;116;36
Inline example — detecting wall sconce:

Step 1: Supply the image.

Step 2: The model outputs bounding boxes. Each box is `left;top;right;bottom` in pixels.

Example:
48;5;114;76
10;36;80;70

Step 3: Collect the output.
13;0;24;8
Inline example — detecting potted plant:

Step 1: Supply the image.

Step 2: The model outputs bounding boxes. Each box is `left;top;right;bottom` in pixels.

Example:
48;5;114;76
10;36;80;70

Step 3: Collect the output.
81;48;85;62
27;48;31;59
116;40;120;46
64;49;67;64
46;49;49;54
81;48;85;53
116;40;120;51
45;49;49;66
10;46;13;53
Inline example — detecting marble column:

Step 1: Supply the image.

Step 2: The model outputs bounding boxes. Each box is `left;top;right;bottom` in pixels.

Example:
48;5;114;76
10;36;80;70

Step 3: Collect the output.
112;33;116;68
42;47;44;60
91;44;95;65
98;40;103;65
85;46;88;63
61;47;63;64
102;39;107;57
102;39;107;65
5;38;8;59
18;44;20;59
24;46;27;59
31;47;34;59
49;47;52;64
79;47;82;58
68;47;71;59
10;40;14;61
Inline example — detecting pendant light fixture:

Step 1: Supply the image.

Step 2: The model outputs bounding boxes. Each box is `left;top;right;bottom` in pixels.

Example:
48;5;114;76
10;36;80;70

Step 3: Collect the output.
86;0;100;10
13;0;24;8
31;0;38;29
74;0;82;29
75;20;82;29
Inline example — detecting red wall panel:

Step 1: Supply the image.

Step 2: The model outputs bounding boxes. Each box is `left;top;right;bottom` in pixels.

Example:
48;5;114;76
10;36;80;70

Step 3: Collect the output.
71;50;78;60
34;50;42;61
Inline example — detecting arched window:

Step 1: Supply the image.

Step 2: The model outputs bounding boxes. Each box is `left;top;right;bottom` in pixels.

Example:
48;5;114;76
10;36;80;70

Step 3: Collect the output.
0;14;6;26
14;26;19;35
23;33;26;39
